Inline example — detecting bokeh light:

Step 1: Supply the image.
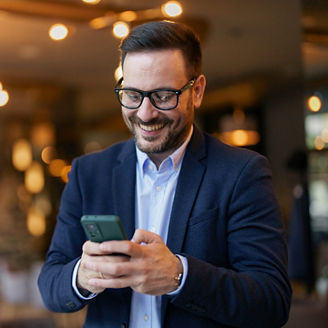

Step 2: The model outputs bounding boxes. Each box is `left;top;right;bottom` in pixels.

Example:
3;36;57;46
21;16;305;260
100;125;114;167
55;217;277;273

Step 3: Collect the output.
112;21;130;38
162;1;183;17
49;23;69;41
12;139;33;171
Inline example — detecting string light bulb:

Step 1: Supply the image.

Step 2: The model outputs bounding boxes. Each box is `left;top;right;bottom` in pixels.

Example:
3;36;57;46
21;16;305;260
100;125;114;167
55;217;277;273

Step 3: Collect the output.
162;1;183;17
49;23;69;41
112;21;130;39
308;95;322;112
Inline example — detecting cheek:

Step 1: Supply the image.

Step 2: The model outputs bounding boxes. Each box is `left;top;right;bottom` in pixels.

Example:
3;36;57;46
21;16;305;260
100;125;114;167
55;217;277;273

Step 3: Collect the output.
122;110;133;127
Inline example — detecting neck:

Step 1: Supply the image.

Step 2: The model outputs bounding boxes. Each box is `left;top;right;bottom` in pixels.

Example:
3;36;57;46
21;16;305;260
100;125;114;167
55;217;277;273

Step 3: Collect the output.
147;151;172;169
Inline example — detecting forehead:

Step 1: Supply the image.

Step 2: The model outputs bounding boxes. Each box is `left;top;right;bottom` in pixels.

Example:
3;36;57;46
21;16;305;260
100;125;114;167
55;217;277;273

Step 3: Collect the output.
122;49;187;87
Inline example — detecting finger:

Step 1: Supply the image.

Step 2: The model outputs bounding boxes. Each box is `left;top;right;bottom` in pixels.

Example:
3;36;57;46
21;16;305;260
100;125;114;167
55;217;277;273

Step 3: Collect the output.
85;260;134;277
88;276;130;290
99;240;141;257
131;229;163;244
82;240;105;255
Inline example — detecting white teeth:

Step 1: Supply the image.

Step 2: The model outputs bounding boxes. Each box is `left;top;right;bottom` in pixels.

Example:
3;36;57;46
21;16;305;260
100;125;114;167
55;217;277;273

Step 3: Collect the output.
139;123;164;131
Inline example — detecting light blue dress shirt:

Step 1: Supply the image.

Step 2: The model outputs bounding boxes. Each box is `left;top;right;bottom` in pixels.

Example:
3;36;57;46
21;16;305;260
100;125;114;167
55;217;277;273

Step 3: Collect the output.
73;128;192;328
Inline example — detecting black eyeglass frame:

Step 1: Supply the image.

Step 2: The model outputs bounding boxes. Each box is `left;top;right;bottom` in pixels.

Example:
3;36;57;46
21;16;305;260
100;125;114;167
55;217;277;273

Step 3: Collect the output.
114;77;196;111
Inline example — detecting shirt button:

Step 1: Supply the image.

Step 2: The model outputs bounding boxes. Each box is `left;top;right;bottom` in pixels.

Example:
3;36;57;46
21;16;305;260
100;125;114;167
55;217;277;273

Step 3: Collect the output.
149;226;156;233
144;314;149;321
156;186;161;192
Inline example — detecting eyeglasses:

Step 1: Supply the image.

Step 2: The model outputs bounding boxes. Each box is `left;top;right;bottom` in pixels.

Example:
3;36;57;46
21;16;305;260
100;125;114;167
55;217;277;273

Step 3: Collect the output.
114;78;195;111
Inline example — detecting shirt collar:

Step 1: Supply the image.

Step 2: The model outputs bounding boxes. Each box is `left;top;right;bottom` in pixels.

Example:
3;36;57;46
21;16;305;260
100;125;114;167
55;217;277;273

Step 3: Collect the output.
136;126;193;174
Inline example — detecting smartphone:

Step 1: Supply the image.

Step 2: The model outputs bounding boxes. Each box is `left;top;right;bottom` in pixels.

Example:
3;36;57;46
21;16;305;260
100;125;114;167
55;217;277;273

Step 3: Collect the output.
81;215;127;243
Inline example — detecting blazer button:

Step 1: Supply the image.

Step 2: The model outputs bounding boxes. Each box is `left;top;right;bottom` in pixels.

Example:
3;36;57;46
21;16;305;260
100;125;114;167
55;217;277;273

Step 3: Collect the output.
121;324;127;328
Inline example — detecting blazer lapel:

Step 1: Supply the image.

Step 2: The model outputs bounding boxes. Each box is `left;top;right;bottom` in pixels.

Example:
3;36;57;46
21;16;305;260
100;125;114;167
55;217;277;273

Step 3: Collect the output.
162;127;207;324
112;140;136;240
166;127;207;254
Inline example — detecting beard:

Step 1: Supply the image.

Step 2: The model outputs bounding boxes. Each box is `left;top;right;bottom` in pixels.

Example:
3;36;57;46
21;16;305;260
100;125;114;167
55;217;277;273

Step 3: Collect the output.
124;99;193;155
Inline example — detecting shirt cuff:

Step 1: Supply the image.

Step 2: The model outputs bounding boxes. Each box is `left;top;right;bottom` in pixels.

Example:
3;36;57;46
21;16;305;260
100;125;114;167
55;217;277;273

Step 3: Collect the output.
72;258;97;300
167;255;188;296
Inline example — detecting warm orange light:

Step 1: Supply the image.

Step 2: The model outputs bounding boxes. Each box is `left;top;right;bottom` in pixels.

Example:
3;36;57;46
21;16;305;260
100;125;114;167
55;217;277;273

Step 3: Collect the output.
48;159;66;177
41;146;56;164
82;0;101;4
31;122;55;149
49;23;69;41
218;130;260;147
119;11;137;22
60;165;72;183
112;21;130;39
114;65;123;81
12;139;33;171
25;161;45;194
27;207;46;237
308;95;322;112
162;1;183;17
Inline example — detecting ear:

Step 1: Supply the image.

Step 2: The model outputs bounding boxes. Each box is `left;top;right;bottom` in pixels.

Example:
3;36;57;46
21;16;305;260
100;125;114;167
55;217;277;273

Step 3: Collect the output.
193;74;206;109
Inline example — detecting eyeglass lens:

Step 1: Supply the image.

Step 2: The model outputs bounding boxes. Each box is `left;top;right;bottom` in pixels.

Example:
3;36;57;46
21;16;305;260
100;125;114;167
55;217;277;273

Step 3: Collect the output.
118;90;178;110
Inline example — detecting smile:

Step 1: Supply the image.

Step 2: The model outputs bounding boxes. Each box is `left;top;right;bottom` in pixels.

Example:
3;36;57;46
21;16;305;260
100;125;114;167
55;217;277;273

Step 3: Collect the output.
139;123;165;132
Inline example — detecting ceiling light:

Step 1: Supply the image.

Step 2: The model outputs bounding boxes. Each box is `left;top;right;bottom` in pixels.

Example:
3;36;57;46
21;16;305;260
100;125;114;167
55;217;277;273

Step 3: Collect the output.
162;1;183;17
112;21;130;39
82;0;102;4
49;23;69;41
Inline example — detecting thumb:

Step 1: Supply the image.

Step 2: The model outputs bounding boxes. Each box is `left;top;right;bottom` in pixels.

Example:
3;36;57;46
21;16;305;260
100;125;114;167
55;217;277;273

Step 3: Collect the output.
131;229;163;244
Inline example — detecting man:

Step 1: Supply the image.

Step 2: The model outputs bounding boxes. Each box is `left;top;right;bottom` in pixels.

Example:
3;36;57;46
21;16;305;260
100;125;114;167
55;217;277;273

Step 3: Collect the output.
38;21;291;327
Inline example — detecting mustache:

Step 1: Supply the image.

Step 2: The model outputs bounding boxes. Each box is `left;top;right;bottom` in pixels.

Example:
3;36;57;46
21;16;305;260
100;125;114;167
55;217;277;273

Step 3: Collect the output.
128;115;172;126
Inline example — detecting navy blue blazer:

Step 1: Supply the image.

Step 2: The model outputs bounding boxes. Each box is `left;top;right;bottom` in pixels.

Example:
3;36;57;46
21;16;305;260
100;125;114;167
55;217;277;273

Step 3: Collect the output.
38;127;291;328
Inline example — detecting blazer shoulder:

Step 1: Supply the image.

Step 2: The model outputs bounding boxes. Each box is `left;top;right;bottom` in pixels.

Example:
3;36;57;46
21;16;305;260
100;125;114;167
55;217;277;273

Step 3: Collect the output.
74;138;135;167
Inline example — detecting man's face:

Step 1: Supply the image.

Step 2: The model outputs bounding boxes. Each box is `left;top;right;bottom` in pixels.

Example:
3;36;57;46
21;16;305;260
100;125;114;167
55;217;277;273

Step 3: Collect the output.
121;49;196;159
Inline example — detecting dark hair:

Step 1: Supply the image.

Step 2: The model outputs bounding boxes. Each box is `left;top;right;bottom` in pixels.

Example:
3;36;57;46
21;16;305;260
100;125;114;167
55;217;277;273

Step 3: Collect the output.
119;21;202;79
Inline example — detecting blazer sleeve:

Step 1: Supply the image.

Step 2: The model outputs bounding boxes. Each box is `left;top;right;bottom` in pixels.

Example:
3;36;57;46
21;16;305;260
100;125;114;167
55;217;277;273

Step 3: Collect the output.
170;154;291;328
38;158;91;312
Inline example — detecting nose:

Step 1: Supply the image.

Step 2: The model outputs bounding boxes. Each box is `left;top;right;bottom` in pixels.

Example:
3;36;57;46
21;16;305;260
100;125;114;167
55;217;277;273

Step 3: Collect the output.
136;97;159;122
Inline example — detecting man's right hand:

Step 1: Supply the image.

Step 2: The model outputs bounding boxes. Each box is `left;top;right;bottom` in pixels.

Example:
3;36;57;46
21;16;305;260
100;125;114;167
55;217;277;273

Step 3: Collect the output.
77;240;129;295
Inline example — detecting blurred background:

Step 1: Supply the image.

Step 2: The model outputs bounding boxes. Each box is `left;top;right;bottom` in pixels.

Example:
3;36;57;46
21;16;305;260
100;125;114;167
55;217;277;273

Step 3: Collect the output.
0;0;327;327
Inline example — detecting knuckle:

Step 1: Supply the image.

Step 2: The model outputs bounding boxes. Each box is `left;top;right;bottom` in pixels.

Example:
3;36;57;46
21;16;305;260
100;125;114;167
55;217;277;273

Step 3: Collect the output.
111;264;122;276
